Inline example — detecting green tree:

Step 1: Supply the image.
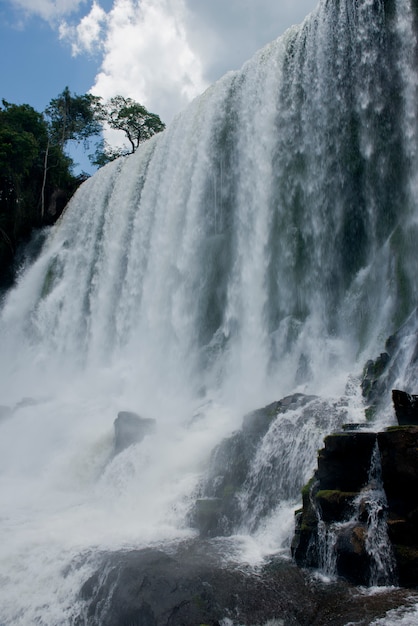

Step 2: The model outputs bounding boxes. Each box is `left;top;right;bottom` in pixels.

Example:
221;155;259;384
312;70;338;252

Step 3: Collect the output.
45;86;102;150
92;96;165;164
0;98;82;287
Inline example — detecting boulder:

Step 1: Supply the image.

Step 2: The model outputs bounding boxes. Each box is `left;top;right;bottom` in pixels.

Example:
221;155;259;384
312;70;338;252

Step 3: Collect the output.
378;426;418;514
316;431;377;491
114;411;156;455
334;523;370;586
293;422;418;587
392;389;418;425
76;540;417;626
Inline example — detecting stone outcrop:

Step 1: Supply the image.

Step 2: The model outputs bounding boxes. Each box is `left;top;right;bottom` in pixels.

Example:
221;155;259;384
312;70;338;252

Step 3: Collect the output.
114;411;156;455
190;393;317;537
75;540;416;626
292;414;418;587
392;389;418;426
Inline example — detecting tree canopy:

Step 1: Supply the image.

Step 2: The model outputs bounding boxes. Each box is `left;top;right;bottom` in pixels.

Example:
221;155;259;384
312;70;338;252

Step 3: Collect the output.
0;89;165;287
45;86;102;149
91;96;165;164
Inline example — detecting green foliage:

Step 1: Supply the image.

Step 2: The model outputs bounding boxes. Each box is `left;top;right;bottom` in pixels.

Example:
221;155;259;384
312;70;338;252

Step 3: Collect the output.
0;96;81;287
45;86;102;149
93;95;165;160
0;89;166;285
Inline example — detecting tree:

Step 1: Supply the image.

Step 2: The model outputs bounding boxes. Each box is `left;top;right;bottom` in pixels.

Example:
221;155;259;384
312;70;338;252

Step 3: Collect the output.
41;87;101;217
93;96;165;162
0;97;82;287
45;86;102;150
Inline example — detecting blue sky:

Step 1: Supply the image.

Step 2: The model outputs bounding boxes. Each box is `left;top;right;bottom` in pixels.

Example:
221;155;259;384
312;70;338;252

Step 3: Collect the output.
0;0;318;172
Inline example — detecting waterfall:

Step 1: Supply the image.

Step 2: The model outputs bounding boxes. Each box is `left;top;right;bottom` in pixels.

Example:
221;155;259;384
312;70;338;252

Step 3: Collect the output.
0;0;417;623
314;440;397;586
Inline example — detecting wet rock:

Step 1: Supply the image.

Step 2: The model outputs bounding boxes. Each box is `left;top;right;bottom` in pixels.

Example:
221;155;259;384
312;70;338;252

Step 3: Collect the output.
316;490;357;523
193;498;224;538
114;411;156;455
76;540;417;626
334;523;370;586
378;426;418;514
360;309;418;422
316;431;377;492
377;426;418;584
294;423;418;587
392;389;418;425
362;352;391;406
191;393;318;537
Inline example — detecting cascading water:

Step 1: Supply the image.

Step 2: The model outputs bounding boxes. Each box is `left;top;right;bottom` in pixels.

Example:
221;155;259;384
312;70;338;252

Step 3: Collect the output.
314;440;398;586
0;0;417;623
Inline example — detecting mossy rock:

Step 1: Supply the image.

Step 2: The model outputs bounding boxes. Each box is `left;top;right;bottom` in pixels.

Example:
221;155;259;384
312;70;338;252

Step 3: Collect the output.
316;490;357;523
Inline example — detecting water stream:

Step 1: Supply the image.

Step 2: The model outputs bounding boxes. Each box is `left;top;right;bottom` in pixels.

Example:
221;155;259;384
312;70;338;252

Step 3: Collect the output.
0;0;417;622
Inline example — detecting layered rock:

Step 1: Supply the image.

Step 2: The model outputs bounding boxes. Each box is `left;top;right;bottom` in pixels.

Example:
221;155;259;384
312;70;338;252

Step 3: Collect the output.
292;418;418;587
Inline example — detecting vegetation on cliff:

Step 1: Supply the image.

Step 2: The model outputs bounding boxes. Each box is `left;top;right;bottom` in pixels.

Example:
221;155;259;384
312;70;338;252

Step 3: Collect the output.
0;90;165;288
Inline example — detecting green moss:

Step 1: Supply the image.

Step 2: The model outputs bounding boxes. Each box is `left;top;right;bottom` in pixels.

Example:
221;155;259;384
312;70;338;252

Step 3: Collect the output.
365;406;376;422
316;489;357;499
301;476;315;500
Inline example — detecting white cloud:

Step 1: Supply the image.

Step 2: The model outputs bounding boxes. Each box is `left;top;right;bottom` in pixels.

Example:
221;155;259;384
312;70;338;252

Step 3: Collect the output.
59;1;107;55
10;0;319;127
60;0;318;126
89;0;208;124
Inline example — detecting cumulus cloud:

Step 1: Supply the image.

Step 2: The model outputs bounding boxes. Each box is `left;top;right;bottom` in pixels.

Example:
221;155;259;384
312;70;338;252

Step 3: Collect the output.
86;0;207;124
183;0;318;83
10;0;319;125
62;0;318;124
59;1;107;55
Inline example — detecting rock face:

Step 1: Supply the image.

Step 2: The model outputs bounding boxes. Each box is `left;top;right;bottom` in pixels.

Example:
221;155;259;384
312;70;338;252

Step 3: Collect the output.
114;411;156;455
392;389;418;425
75;540;416;626
361;308;418;419
190;393;317;537
378;425;418;586
292;418;418;587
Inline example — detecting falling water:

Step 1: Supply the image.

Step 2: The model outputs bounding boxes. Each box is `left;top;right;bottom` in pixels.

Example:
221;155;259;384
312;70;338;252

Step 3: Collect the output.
0;0;417;623
314;440;397;585
364;443;397;587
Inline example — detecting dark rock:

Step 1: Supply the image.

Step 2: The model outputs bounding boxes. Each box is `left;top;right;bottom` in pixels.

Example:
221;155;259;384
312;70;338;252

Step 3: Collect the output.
362;352;391;405
392;544;418;588
341;423;364;431
317;431;377;492
392;389;418;425
334;523;370;586
77;543;315;626
361;309;418;416
76;540;417;626
191;393;318;537
316;490;357;523
294;422;418;587
114;411;156;455
378;426;418;515
193;498;224;538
